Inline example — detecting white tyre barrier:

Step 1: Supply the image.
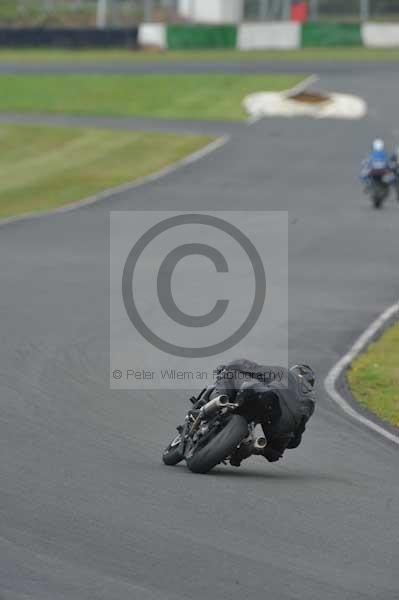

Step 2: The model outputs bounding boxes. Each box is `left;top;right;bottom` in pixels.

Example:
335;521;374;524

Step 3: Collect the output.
237;23;300;50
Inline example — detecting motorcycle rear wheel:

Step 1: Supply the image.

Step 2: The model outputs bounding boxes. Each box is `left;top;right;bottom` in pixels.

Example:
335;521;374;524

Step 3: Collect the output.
186;415;248;474
372;183;388;209
372;195;384;209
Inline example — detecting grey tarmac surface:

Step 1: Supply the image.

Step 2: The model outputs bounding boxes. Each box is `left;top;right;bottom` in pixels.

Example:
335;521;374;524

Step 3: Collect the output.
0;62;398;599
0;58;398;75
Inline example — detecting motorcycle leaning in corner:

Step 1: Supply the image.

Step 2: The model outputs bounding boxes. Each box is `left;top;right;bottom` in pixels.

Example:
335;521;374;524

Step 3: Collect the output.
162;387;271;474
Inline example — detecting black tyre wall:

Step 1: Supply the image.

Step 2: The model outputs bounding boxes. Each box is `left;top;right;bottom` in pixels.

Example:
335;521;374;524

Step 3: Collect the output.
186;415;248;474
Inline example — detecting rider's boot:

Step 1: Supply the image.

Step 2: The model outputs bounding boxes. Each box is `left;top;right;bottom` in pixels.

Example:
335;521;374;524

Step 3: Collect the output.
229;437;267;467
229;440;254;467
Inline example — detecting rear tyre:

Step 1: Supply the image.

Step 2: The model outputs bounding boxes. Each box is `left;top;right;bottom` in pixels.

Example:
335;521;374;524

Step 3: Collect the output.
372;183;388;209
186;415;248;474
162;434;184;466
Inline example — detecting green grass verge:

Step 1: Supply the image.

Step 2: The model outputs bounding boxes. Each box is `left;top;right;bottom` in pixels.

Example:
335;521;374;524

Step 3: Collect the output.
1;48;399;62
347;321;399;427
0;124;212;220
0;74;303;121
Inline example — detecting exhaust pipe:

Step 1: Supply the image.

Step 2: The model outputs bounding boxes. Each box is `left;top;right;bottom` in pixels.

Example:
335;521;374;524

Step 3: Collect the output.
253;436;267;450
200;395;230;418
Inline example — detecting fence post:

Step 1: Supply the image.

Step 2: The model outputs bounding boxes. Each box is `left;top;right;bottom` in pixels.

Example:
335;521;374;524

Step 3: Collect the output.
282;0;291;20
44;0;55;13
309;0;318;21
360;0;370;22
144;0;155;23
96;0;107;28
259;0;269;21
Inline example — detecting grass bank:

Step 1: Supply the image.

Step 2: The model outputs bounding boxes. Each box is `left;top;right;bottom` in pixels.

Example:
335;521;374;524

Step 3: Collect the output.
0;124;212;220
0;74;302;121
1;48;399;62
347;320;399;427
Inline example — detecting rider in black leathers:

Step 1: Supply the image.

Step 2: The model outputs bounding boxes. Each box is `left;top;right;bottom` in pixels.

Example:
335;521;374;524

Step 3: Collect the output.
199;359;315;466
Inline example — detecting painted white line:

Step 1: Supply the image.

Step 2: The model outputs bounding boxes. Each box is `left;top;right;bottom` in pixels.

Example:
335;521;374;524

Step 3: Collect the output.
283;74;320;99
247;114;263;125
0;135;229;229
324;301;399;445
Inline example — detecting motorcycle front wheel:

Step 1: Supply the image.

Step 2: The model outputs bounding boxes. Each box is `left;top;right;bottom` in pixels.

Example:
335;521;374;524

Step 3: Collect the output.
186;415;248;474
162;434;184;466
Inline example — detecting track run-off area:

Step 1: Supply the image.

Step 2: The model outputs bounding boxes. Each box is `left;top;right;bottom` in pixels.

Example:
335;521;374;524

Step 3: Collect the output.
0;59;398;599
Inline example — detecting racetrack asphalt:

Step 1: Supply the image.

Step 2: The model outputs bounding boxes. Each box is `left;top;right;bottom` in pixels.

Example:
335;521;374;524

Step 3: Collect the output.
0;61;398;599
0;58;398;75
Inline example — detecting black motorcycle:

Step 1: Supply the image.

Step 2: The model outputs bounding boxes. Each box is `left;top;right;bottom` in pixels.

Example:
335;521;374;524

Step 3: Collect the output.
366;168;395;209
162;387;266;474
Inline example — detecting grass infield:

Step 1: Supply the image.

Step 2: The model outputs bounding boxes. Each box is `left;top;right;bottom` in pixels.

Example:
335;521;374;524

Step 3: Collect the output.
0;124;212;219
347;320;399;428
0;73;303;121
1;48;399;62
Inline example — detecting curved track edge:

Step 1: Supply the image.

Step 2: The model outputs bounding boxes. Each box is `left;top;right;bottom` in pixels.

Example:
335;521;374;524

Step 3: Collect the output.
325;301;399;446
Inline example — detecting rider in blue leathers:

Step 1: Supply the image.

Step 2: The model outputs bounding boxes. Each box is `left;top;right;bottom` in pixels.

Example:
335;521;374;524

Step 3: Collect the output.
360;139;393;188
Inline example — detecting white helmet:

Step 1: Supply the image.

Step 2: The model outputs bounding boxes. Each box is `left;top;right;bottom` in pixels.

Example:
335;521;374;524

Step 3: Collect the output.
372;139;384;152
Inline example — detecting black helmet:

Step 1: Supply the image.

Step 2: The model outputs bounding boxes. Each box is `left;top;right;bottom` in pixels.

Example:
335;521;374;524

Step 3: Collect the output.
289;364;315;394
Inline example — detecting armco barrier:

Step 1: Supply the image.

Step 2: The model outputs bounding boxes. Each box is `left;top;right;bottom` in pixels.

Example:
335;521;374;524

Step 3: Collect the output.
362;23;399;47
237;23;300;50
138;23;166;49
302;22;362;47
0;28;138;48
166;24;236;49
